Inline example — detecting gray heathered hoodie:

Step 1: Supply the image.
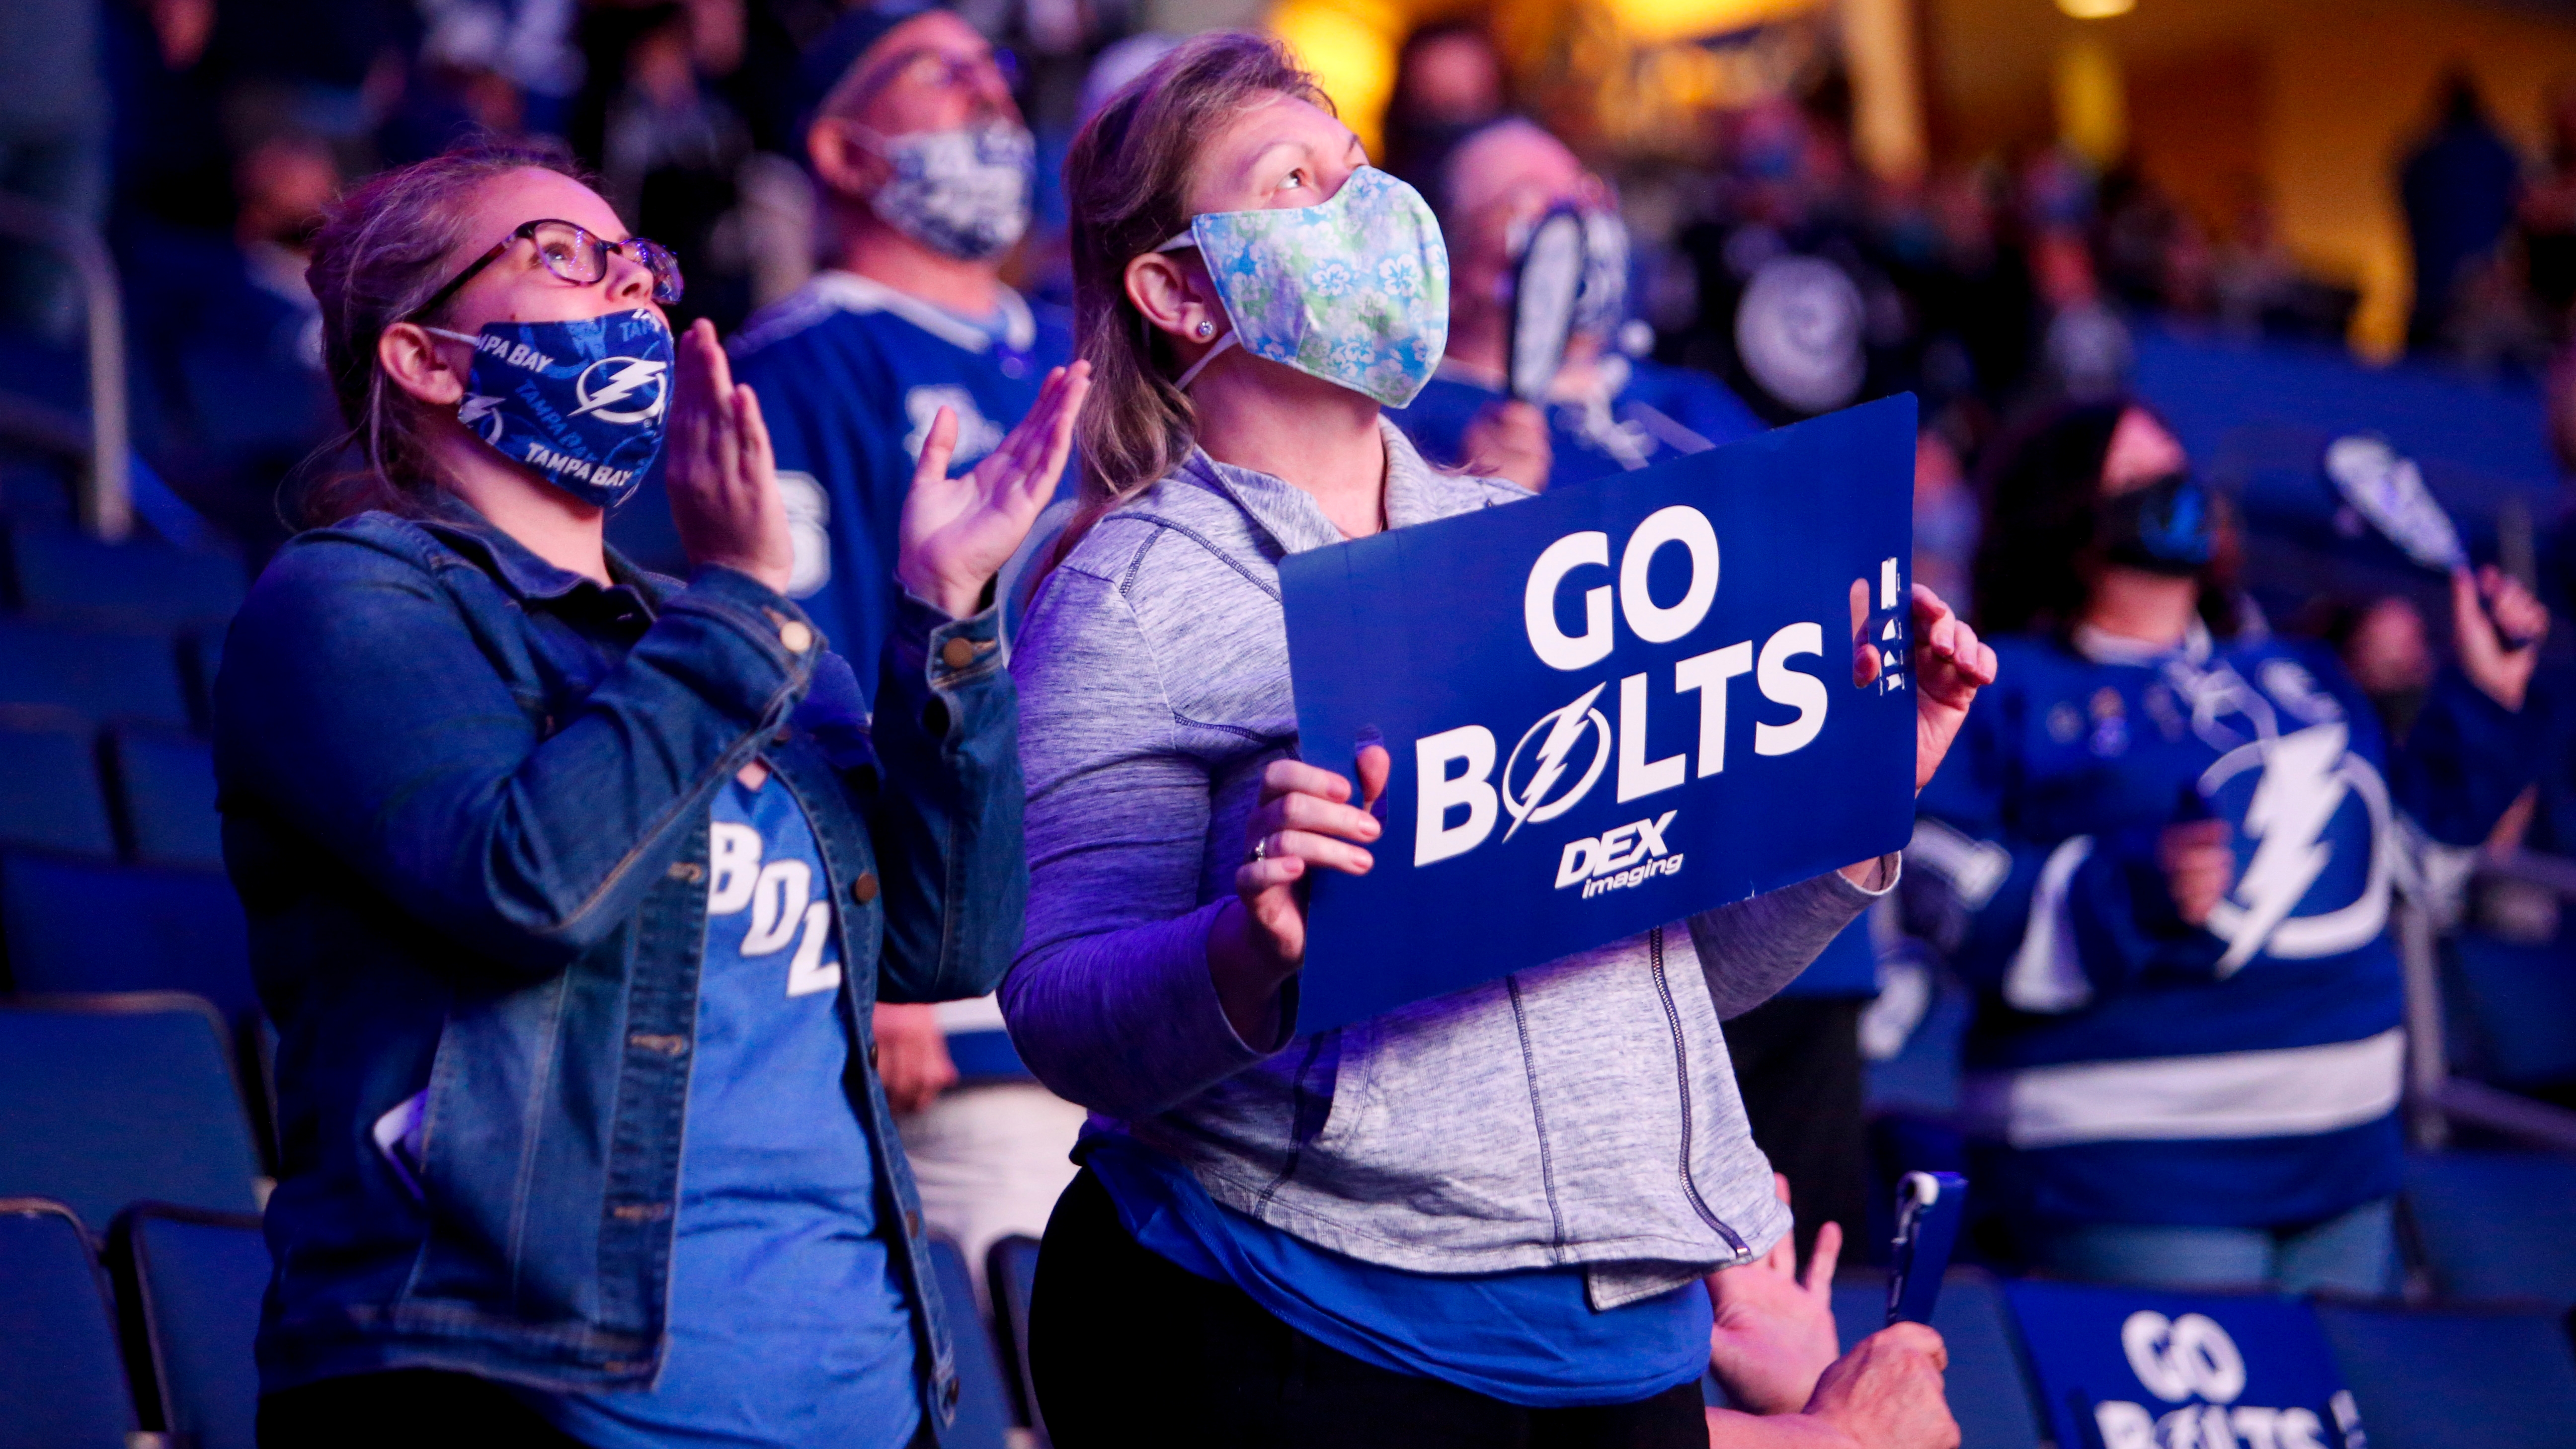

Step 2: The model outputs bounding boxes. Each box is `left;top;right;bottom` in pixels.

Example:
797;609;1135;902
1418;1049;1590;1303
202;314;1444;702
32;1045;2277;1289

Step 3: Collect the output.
1002;421;1893;1308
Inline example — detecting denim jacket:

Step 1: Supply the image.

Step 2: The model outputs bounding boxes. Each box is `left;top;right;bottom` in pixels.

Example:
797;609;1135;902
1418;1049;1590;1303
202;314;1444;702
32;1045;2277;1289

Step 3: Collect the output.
213;500;1023;1438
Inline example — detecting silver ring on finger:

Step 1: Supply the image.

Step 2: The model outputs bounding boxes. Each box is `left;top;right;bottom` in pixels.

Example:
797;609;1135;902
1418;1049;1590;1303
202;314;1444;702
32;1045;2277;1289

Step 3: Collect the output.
1247;834;1270;865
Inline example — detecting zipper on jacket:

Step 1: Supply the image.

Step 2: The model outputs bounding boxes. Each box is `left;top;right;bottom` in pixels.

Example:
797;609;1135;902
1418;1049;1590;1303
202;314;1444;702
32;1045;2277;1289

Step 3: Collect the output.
1649;927;1753;1264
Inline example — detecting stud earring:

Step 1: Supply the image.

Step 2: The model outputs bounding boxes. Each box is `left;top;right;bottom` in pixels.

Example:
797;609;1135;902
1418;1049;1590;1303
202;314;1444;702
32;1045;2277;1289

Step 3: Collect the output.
1196;320;1214;338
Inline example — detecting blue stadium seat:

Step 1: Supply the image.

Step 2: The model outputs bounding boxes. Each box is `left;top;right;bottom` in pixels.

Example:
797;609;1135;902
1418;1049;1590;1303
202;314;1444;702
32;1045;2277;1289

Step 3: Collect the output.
986;1233;1045;1436
1830;1269;2045;1449
0;452;75;524
2447;934;2576;1090
2314;1300;2576;1449
111;1204;268;1449
2404;1152;2576;1310
0;995;263;1230
107;726;222;869
1;854;254;1020
179;626;223;737
0;1198;143;1449
0;618;192;730
0;724;115;858
3;523;245;633
925;1237;1012;1449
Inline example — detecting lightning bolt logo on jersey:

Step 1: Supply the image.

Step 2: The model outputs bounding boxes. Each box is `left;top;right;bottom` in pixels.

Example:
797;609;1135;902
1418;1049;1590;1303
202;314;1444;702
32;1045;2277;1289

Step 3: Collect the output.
429;309;673;508
2167;653;2396;975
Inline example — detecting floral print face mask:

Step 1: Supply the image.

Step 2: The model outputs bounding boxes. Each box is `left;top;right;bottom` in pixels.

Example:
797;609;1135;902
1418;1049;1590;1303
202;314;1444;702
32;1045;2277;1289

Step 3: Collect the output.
1157;165;1449;408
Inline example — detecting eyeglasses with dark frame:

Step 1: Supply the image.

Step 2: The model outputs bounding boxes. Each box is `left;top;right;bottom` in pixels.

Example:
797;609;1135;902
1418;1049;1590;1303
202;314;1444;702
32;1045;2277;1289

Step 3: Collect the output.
408;218;685;322
842;43;1023;114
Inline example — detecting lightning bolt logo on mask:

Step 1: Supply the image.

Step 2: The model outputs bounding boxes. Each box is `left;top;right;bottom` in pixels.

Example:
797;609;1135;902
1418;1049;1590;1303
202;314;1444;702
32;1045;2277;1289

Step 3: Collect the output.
429;309;672;508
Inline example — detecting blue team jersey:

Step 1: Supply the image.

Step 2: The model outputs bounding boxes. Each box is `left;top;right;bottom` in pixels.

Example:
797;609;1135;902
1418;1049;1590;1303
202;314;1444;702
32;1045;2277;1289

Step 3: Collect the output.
521;773;919;1449
1385;355;1765;489
729;270;1075;698
1913;623;2536;1229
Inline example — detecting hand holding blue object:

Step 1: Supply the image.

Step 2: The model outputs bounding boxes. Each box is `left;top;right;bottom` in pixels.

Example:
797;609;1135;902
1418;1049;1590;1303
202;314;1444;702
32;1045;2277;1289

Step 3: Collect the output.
1886;1171;1967;1327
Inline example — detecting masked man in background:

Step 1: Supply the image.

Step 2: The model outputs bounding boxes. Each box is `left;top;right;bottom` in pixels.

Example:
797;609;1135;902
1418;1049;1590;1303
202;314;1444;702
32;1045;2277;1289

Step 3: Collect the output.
1387;117;1766;494
729;0;1082;1285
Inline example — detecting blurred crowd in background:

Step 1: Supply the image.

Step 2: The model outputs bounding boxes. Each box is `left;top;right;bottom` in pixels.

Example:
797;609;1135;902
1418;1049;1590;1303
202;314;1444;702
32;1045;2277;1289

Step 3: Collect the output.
10;0;2576;570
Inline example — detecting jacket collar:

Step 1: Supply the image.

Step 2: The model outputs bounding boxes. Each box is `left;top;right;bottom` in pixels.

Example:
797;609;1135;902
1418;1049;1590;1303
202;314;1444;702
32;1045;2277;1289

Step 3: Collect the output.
1175;418;1468;557
414;495;667;610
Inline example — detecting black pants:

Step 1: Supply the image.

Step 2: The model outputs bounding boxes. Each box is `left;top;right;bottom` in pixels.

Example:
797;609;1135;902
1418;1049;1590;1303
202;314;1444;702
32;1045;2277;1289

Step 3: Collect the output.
1724;995;1868;1267
259;1369;590;1449
1030;1170;1708;1449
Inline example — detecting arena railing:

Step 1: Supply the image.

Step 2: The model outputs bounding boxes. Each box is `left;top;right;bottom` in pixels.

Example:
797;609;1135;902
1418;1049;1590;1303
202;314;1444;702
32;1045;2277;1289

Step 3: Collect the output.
0;194;130;542
2398;849;2576;1153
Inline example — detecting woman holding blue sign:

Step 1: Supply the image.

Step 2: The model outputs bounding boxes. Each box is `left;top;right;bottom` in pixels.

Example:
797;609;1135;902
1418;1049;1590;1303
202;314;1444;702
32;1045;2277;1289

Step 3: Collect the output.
220;144;1084;1445
1005;34;1994;1448
1916;400;2546;1295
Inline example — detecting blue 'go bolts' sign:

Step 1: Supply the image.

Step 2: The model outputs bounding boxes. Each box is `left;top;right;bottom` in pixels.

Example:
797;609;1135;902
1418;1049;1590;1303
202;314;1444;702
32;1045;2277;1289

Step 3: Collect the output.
2003;1282;2364;1449
1279;394;1919;1033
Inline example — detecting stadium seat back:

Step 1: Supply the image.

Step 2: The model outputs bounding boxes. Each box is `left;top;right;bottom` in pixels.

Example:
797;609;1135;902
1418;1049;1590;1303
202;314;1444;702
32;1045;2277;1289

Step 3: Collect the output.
107;727;223;869
986;1233;1045;1436
2315;1300;2576;1449
112;1205;269;1449
2404;1152;2576;1309
1831;1269;2046;1449
0;1198;142;1449
2447;934;2576;1088
0;619;191;730
925;1238;1012;1449
0;725;115;858
4;523;246;633
1;854;255;1020
0;995;263;1230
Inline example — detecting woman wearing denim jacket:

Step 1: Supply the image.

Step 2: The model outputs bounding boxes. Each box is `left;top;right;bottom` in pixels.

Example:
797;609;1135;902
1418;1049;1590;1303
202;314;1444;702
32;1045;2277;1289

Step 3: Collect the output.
215;145;1084;1448
1006;35;1991;1449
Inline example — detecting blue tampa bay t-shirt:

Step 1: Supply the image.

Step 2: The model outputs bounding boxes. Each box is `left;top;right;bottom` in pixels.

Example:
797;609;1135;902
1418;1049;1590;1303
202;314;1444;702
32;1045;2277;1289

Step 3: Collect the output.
520;771;920;1449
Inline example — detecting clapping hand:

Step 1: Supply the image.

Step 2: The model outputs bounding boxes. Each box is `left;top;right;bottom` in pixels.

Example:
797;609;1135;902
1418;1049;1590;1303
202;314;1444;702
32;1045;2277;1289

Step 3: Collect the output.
668;319;794;595
895;361;1092;619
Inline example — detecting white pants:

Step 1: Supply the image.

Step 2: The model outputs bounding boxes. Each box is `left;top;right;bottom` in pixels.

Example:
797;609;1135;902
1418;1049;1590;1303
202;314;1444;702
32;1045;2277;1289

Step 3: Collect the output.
896;1080;1086;1300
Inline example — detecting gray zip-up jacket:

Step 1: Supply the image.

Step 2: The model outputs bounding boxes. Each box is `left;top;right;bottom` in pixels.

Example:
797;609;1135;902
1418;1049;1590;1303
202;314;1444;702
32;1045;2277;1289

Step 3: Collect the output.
1002;421;1892;1307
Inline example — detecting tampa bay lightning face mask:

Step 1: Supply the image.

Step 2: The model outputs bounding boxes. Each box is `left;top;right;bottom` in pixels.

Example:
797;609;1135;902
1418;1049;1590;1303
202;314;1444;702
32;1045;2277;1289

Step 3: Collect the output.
427;309;672;508
1159;166;1449;408
2098;470;2216;575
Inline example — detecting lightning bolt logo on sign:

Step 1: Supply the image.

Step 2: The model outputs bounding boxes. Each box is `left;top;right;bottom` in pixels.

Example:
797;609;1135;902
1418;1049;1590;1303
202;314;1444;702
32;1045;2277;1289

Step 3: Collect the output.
1501;683;1611;840
1282;395;1921;1032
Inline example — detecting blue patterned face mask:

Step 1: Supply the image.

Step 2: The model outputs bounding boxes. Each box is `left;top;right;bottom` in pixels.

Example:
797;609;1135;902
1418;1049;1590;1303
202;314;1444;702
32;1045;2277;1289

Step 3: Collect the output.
863;121;1035;263
1158;166;1449;408
427;309;672;508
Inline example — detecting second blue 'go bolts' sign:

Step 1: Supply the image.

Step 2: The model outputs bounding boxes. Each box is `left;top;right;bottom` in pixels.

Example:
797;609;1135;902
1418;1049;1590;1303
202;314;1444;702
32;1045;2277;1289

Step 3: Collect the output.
1280;393;1920;1033
2003;1281;2363;1449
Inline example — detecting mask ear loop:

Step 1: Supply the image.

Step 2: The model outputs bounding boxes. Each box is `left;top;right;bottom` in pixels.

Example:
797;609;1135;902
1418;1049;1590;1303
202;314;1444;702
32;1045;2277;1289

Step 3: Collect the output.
1153;228;1235;393
421;326;482;346
1171;331;1236;393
